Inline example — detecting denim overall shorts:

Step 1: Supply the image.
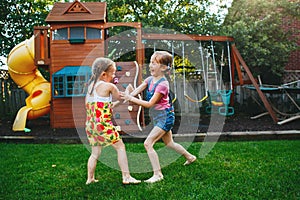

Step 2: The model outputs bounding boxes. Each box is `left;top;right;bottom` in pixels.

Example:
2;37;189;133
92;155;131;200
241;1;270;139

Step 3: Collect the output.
146;77;175;132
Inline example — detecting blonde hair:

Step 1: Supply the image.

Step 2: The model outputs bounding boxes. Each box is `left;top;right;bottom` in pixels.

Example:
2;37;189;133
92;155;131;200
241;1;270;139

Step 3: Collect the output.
88;57;115;95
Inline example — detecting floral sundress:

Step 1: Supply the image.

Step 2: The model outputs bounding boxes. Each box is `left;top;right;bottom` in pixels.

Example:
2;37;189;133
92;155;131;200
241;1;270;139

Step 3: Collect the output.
85;84;120;147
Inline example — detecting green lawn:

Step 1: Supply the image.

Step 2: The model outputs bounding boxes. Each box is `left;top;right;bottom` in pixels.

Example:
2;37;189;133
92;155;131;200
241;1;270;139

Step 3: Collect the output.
0;140;299;200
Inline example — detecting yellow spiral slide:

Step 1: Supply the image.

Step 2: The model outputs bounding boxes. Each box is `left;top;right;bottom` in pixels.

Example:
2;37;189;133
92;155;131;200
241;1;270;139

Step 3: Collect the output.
7;36;51;131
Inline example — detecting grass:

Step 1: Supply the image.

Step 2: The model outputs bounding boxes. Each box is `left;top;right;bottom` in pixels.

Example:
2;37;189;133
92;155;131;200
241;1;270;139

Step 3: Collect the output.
0;140;299;200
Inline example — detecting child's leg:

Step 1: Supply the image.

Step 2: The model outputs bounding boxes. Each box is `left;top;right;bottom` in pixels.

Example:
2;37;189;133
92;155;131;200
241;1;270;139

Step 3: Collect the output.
162;130;196;165
112;140;129;176
86;146;102;184
144;126;166;183
112;139;141;184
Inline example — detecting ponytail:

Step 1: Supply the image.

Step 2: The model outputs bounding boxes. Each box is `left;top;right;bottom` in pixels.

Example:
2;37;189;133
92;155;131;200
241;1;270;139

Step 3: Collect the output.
87;57;115;95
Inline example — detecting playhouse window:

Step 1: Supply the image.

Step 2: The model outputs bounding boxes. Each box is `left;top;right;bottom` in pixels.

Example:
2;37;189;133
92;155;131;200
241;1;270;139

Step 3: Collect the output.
52;66;91;98
53;28;68;40
86;28;102;39
52;27;101;42
53;76;64;97
69;27;85;43
70;27;84;39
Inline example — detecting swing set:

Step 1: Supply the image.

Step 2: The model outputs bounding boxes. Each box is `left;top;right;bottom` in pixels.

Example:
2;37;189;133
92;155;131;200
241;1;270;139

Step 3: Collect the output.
142;34;278;122
182;40;235;116
153;38;235;116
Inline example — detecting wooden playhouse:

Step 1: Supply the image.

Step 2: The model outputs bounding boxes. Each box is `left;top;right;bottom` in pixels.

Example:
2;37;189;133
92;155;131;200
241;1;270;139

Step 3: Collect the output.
34;1;144;132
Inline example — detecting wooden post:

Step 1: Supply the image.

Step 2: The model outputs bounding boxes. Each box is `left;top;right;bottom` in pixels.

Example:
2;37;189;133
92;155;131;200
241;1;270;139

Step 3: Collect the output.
34;26;51;66
135;22;143;67
231;44;278;123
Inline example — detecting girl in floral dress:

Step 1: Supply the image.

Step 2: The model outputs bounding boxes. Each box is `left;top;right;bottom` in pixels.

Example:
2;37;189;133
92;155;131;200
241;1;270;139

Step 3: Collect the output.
85;57;140;185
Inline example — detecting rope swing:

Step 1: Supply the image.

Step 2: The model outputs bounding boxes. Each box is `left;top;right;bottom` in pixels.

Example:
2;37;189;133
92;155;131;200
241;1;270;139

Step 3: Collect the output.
171;41;177;104
209;40;224;107
183;41;208;103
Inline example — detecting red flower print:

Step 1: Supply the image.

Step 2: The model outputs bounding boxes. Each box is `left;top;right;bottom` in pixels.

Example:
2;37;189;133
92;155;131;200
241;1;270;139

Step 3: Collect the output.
86;130;92;136
86;116;91;121
97;102;104;108
114;131;118;138
97;136;105;142
97;124;105;132
96;110;101;118
107;129;113;135
104;114;109;119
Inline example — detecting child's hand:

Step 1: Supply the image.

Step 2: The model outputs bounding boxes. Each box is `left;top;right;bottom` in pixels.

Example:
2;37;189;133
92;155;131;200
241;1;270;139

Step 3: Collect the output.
118;84;134;103
120;92;132;102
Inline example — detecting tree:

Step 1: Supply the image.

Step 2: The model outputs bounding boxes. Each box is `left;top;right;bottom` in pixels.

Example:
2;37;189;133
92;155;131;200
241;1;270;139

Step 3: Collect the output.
222;0;299;84
1;0;227;58
106;0;223;35
0;0;57;57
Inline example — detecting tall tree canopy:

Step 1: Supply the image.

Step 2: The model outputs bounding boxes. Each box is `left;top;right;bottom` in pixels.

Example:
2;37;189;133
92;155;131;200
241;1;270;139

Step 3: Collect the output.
222;0;299;84
106;0;223;35
0;0;227;57
0;0;56;57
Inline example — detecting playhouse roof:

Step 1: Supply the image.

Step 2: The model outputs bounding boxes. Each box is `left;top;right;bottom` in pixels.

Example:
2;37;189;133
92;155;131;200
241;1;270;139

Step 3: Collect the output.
45;1;107;23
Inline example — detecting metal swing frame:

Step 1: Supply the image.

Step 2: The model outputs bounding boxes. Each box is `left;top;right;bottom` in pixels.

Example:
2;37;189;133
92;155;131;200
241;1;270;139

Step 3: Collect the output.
141;33;278;123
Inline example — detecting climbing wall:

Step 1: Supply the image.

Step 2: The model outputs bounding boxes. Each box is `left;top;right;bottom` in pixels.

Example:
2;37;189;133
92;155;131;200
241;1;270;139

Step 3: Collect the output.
113;61;144;134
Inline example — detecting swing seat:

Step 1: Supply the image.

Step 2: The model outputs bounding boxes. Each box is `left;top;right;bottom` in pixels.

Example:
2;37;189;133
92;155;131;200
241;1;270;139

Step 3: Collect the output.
218;90;232;105
208;91;223;106
219;106;234;116
217;90;234;116
184;94;208;103
211;101;224;106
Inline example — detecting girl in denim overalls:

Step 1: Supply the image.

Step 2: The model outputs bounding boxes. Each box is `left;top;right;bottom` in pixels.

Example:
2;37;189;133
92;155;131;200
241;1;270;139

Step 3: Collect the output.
121;51;196;183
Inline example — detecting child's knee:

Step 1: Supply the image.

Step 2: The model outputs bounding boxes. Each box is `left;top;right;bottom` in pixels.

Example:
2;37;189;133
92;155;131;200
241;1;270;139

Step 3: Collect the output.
113;140;126;151
91;152;100;159
144;141;154;151
91;147;101;158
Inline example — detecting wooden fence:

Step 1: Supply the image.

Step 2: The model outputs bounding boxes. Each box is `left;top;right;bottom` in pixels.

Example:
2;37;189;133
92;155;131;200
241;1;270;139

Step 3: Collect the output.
1;74;298;122
0;78;27;120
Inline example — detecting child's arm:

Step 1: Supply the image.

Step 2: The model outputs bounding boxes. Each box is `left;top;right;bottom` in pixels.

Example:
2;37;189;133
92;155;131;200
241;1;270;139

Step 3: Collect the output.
122;82;147;103
128;82;148;97
121;92;163;109
110;84;122;108
110;83;121;100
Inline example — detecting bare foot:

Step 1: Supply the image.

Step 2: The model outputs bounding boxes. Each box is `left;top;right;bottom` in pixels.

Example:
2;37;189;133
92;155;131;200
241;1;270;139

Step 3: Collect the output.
86;179;99;185
144;175;164;183
183;155;197;166
122;176;141;185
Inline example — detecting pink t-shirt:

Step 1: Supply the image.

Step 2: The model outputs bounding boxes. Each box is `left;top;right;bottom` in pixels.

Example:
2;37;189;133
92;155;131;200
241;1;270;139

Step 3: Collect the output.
145;77;170;110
